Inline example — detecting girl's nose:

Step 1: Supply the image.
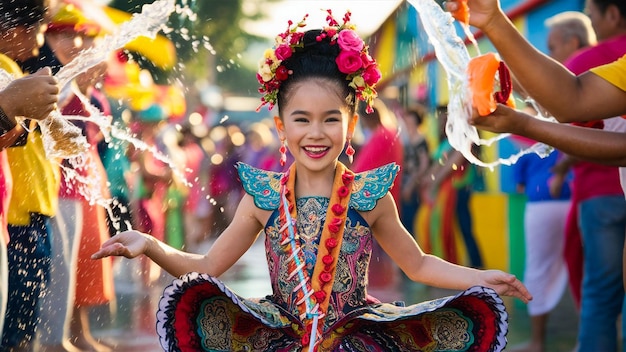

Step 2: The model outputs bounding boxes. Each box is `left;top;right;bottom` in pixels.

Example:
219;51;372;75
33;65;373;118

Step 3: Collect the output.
308;121;324;138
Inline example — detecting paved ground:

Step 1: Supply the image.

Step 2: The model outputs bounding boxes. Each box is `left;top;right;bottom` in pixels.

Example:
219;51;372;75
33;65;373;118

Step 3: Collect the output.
91;236;580;351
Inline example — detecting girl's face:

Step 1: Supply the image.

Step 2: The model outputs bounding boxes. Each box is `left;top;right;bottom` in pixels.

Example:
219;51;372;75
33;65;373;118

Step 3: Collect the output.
275;79;356;173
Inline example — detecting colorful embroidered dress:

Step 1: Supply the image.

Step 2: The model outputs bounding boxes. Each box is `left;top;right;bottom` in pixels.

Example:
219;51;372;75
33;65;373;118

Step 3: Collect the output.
156;163;509;352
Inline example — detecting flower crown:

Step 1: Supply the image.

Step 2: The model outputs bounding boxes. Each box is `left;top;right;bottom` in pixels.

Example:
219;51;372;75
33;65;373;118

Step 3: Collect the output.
257;10;381;113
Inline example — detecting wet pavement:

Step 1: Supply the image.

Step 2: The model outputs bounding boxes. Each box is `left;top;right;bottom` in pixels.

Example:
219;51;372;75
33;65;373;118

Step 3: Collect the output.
91;236;579;351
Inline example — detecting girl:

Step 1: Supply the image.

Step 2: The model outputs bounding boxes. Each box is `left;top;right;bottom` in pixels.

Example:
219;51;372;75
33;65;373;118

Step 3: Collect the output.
93;11;531;351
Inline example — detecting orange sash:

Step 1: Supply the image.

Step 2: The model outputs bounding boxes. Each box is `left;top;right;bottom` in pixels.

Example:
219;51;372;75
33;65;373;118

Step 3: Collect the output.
280;162;354;348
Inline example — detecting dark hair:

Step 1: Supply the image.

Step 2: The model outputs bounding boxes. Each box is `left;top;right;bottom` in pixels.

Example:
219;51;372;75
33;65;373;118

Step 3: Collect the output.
405;105;426;126
592;0;626;18
277;29;356;115
0;0;48;29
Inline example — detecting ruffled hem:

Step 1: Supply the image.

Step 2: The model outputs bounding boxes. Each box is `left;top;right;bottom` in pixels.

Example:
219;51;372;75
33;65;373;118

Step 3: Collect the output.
157;273;508;352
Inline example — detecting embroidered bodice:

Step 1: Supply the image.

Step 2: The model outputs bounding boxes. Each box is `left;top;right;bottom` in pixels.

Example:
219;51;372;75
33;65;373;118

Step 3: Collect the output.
237;162;399;330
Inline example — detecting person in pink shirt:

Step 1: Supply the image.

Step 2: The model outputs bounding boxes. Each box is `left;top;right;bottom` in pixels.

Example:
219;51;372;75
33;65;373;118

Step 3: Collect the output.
351;98;404;294
546;2;626;349
351;99;404;208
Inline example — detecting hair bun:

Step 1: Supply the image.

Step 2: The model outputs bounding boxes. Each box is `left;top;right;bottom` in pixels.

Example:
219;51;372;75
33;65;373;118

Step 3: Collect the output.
299;30;340;58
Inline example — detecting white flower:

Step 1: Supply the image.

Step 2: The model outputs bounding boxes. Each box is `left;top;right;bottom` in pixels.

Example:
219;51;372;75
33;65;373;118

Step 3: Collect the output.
258;64;273;82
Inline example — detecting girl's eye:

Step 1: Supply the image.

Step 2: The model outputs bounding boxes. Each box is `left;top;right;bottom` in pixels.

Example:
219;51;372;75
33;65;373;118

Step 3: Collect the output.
294;117;309;123
325;117;341;123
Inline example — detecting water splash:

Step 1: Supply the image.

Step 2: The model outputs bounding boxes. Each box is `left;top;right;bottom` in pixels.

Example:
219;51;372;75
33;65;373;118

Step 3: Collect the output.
407;0;553;169
0;0;185;235
55;0;176;90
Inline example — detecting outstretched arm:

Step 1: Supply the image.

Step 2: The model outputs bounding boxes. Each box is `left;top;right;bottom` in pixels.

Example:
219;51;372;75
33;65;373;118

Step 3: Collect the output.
365;193;532;302
93;193;265;278
471;104;626;166
446;0;626;122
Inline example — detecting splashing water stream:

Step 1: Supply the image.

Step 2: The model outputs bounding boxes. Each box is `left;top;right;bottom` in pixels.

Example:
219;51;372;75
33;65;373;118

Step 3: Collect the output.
0;0;193;233
407;0;554;169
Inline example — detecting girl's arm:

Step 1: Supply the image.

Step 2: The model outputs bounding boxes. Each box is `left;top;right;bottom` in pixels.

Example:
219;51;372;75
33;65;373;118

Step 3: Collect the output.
93;193;265;278
365;193;532;302
447;0;626;122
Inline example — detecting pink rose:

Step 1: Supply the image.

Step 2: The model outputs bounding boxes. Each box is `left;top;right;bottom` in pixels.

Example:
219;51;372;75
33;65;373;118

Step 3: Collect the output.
362;64;381;86
336;50;363;74
275;44;292;61
337;29;364;52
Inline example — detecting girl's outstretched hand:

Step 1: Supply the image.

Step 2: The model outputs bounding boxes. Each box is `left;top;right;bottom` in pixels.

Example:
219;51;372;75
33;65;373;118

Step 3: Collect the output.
91;230;151;260
479;269;533;303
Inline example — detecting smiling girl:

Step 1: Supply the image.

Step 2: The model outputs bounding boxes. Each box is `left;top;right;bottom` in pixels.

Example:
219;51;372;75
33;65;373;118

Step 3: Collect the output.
92;10;531;352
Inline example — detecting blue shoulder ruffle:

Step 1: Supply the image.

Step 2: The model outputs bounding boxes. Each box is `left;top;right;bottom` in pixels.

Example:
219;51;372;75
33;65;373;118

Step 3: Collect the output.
237;162;399;212
350;163;400;211
236;162;282;211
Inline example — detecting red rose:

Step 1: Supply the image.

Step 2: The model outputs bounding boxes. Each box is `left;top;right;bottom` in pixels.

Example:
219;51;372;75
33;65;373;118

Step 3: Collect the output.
362;64;382;86
337;29;364;52
337;186;349;198
290;32;304;45
322;255;334;265
342;172;354;185
301;333;310;345
336;50;362;74
331;204;345;216
320;272;332;283
326;238;338;249
330;217;343;226
361;52;375;67
275;65;290;81
275;44;292;60
328;223;340;234
314;290;326;302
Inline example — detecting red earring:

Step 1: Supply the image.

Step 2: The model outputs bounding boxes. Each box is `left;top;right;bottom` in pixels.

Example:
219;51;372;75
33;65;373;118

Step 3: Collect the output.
346;138;355;164
279;138;287;166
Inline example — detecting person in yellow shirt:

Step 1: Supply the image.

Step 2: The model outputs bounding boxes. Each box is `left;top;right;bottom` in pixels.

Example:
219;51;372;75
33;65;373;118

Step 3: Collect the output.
0;0;62;350
0;61;58;349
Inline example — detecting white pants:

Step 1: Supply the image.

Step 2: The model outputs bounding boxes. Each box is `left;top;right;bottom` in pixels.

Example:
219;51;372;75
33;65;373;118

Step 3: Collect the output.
524;200;570;316
36;199;82;345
